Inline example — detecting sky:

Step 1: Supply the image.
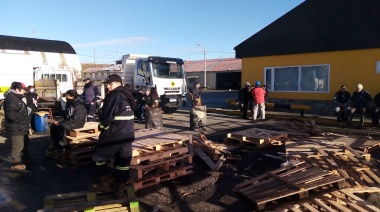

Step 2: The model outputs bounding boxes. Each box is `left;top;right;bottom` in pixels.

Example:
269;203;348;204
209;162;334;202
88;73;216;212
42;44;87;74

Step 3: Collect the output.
0;0;304;64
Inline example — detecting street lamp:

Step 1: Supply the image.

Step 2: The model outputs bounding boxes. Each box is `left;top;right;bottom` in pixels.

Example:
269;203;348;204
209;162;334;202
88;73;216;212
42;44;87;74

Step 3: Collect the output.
196;43;207;88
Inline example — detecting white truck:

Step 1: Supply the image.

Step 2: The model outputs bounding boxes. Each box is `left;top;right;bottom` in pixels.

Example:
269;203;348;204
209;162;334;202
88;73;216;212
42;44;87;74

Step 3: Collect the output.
0;35;82;112
82;54;187;113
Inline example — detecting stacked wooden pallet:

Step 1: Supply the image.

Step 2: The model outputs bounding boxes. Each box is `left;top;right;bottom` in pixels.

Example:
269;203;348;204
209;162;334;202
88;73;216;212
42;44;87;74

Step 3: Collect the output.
45;122;100;165
224;128;287;149
38;185;139;212
130;129;193;191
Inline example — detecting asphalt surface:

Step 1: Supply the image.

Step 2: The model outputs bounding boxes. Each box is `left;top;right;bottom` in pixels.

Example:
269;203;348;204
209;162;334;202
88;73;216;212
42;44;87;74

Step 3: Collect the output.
0;90;379;211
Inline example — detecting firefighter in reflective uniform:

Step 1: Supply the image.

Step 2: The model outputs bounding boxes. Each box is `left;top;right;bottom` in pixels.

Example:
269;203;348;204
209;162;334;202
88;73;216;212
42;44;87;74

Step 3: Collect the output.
90;74;137;198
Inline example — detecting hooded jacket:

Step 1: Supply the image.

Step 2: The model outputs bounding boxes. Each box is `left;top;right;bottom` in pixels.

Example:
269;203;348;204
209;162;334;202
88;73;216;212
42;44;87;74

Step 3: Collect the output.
4;89;29;136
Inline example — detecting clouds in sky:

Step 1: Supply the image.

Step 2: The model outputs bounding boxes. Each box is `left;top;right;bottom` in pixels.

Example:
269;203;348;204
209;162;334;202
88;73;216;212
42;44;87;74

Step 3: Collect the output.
73;37;156;48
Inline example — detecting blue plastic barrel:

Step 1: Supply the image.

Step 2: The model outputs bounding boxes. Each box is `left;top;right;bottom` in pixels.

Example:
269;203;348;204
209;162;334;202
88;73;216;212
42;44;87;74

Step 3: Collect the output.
34;113;49;132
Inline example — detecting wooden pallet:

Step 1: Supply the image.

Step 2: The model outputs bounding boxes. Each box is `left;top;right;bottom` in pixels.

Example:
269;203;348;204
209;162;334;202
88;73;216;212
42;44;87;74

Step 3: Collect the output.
340;187;380;212
132;129;190;156
224;137;284;149
130;154;192;179
285;138;347;156
274;188;380;212
45;145;95;165
234;162;345;210
130;145;189;166
291;146;380;188
68;122;99;137
224;128;286;149
38;185;139;212
133;165;193;191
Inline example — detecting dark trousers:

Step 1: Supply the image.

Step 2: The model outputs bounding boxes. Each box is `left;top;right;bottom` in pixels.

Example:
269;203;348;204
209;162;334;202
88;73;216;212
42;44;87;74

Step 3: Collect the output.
371;109;380;126
242;100;249;118
93;142;133;183
85;103;97;122
10;134;30;164
348;107;366;127
50;124;67;147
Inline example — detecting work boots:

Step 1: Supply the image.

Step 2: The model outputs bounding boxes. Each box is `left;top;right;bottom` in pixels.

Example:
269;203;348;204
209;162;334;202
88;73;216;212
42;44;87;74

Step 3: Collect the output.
89;175;111;192
114;183;125;199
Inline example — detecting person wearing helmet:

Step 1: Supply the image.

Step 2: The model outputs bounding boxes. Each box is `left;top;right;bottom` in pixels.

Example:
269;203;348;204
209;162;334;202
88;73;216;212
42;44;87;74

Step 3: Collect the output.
251;81;267;121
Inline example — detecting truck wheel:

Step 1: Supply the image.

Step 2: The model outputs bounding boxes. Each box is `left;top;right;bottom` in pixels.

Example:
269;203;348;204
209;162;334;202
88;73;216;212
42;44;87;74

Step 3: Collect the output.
162;107;177;114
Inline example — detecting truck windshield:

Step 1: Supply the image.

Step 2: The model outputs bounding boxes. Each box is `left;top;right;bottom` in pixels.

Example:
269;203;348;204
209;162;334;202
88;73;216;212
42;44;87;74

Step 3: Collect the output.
151;62;183;78
41;73;68;82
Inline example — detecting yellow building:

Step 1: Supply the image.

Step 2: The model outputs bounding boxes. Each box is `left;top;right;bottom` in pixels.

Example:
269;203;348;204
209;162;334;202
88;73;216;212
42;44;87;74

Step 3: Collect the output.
234;0;380;114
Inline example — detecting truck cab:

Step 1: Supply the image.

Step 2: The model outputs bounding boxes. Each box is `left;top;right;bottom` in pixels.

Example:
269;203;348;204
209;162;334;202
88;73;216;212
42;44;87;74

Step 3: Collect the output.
33;68;75;110
131;56;187;113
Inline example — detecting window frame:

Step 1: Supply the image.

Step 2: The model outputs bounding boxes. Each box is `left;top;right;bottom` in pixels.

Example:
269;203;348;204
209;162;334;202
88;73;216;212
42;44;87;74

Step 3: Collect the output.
264;64;330;93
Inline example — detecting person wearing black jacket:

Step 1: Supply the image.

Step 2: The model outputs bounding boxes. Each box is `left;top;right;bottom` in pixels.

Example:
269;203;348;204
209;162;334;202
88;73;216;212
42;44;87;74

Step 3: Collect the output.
91;74;137;198
3;82;32;170
238;82;251;119
50;90;87;151
333;85;351;122
81;78;100;122
347;84;372;128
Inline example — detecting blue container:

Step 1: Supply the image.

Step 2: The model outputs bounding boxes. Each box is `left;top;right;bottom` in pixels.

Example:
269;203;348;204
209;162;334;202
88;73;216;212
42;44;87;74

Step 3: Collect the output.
34;113;49;132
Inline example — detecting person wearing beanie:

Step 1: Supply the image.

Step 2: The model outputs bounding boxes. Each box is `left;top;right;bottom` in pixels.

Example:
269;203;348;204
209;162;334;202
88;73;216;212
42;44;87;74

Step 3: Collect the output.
3;81;34;170
251;81;267;121
347;83;372;128
238;82;252;119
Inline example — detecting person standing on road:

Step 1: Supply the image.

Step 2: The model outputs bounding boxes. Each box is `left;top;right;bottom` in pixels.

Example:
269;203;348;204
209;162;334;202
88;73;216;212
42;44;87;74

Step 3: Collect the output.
91;74;137;198
251;81;266;121
238;82;251;119
347;83;372;129
81;78;100;122
189;82;206;131
3;82;34;170
333;85;351;122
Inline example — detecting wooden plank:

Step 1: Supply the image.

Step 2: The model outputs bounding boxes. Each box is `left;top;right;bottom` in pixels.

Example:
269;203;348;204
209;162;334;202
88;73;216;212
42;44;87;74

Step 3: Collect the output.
194;148;215;170
213;155;226;172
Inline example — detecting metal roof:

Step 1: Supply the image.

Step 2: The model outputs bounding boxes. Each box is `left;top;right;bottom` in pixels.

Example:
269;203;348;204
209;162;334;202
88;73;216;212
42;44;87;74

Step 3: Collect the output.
235;0;380;58
0;35;76;54
184;58;241;73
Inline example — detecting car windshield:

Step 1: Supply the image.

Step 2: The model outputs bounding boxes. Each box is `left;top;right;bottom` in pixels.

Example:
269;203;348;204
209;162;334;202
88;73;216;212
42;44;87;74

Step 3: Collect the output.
151;62;183;78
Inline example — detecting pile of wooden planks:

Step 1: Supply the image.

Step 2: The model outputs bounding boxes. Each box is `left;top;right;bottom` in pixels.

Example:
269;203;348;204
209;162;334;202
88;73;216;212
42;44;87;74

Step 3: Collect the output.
274;187;380;212
38;185;139;212
130;129;194;191
224;128;287;149
238;140;380;211
234;162;345;210
45;122;100;165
